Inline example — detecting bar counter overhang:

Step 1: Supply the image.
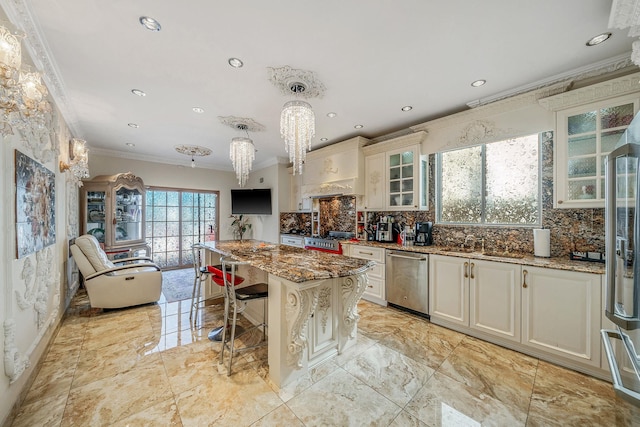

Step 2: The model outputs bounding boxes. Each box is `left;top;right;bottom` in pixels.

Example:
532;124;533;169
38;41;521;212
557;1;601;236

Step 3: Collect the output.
200;240;374;387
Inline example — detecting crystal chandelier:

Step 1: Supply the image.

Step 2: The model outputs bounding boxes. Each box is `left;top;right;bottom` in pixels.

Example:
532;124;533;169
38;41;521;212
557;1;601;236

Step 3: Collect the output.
0;23;52;138
230;135;255;187
281;83;315;175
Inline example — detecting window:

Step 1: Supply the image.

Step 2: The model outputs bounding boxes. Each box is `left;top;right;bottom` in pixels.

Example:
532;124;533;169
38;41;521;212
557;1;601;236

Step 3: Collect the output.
146;188;218;268
437;134;540;225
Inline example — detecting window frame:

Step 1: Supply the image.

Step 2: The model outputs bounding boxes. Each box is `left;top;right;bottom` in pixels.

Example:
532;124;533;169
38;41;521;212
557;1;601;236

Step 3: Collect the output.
436;134;542;227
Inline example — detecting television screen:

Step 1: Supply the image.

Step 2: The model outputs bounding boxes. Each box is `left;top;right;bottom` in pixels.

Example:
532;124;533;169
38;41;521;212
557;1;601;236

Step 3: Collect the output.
231;188;272;215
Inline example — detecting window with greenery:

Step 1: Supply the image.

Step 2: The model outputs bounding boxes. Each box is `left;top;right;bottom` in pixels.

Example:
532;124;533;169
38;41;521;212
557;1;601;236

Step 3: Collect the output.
437;134;540;225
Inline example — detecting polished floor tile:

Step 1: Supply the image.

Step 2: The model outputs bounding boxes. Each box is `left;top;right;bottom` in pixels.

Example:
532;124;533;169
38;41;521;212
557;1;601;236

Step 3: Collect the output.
9;290;640;426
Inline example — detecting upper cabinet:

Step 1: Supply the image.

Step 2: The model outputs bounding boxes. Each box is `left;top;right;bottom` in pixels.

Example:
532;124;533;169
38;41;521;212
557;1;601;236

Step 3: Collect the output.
362;131;428;210
80;172;148;255
538;73;640;209
301;136;369;198
555;94;639;208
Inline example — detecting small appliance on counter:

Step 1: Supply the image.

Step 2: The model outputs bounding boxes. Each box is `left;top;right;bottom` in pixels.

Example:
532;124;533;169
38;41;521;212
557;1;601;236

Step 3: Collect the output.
414;221;433;246
376;222;394;242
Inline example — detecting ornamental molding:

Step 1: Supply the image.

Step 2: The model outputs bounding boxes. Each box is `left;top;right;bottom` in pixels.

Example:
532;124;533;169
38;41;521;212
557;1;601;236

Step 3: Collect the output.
218;116;266;132
441;120;519;150
340;272;368;347
321;158;338;176
538;71;640;112
4;319;30;383
317;286;332;334
285;286;319;368
302;180;354;198
368;170;381;196
267;66;326;99
174;145;212;157
609;0;640;31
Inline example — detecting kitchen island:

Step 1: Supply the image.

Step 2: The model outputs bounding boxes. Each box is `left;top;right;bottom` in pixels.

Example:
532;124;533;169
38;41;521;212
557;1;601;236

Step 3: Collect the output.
200;240;374;387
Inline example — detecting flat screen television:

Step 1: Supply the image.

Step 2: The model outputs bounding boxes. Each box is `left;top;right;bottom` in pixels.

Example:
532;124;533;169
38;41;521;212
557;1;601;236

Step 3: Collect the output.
231;188;272;215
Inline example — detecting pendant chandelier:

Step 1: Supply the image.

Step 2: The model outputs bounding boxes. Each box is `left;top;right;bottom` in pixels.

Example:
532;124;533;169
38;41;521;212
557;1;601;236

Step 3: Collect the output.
230;124;255;187
268;66;325;175
281;83;315;175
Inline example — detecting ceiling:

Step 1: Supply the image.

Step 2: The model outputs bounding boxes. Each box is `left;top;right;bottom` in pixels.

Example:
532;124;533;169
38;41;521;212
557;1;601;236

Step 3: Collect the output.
1;0;636;172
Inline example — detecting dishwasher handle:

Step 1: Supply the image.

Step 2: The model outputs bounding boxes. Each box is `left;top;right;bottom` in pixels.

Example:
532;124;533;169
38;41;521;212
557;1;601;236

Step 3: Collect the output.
387;252;427;261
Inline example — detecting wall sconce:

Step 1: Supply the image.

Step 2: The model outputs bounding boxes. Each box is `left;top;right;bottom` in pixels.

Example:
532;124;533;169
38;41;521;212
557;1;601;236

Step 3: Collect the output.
59;138;90;183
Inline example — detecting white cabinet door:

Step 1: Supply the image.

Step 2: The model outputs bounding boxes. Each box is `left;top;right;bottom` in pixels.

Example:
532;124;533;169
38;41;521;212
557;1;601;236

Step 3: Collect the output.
386;146;419;209
364;153;385;210
469;260;521;343
522;266;601;367
429;254;469;327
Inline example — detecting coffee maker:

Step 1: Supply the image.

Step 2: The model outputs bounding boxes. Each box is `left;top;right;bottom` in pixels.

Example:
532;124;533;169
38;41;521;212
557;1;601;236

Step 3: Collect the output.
414;222;433;246
376;222;394;242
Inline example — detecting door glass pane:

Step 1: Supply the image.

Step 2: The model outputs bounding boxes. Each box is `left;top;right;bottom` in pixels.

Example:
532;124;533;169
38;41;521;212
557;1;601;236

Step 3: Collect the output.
568;135;596;156
401;194;413;206
568;180;596;200
568;111;596;135
402;179;413;192
601;103;634;129
389;167;400;180
115;187;142;243
603;130;626;153
401;151;413;165
440;145;482;223
568;157;597;178
401;165;413;178
390;181;400;193
389;153;400;167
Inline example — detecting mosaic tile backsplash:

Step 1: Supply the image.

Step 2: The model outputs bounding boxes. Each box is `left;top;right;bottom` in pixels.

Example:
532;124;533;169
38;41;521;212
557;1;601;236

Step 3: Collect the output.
280;132;605;258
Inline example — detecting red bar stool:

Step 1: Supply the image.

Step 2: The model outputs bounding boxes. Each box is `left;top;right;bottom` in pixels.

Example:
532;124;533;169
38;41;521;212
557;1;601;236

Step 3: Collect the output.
206;264;245;341
218;257;268;375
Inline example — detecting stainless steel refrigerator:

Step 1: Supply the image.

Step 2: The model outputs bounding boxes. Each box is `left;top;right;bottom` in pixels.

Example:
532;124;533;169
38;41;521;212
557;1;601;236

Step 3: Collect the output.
603;112;640;406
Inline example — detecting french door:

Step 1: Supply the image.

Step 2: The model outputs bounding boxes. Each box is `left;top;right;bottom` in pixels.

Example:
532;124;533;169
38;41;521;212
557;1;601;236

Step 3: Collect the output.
146;187;219;269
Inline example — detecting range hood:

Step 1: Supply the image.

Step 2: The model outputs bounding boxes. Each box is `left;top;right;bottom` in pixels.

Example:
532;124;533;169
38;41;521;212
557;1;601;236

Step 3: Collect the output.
300;136;368;198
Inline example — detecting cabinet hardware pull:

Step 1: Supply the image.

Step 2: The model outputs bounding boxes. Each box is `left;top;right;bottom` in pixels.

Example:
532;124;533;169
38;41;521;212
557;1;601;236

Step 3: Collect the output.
523;269;528;288
470;262;475;279
464;262;469;278
361;251;373;256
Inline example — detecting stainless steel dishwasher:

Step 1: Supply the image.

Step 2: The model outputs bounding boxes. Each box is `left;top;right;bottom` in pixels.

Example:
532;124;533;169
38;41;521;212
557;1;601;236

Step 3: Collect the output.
385;250;429;316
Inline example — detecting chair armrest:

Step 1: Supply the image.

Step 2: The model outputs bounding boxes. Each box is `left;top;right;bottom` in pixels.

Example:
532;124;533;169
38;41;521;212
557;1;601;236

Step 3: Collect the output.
85;262;161;280
113;256;153;264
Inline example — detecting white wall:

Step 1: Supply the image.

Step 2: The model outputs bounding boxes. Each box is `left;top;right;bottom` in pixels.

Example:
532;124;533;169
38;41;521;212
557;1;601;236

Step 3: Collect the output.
89;153;285;243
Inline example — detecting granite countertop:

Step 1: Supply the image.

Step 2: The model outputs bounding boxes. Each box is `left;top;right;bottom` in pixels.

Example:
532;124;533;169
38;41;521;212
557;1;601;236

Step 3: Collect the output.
200;240;374;283
341;240;606;275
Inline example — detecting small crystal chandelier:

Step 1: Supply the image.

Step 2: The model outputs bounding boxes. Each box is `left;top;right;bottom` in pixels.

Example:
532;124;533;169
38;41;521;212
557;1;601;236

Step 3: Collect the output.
281;83;315;175
230;124;255;187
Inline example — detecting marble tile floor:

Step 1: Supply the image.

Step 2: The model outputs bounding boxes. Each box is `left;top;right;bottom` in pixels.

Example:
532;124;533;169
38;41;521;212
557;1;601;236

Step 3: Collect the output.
10;289;640;427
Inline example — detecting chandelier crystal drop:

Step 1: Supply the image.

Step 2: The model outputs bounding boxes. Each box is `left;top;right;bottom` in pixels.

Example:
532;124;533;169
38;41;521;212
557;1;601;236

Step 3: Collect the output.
280;99;315;175
230;136;255;187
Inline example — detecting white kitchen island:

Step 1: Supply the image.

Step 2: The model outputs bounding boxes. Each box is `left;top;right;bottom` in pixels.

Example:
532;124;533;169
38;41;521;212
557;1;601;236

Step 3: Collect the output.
200;240;374;388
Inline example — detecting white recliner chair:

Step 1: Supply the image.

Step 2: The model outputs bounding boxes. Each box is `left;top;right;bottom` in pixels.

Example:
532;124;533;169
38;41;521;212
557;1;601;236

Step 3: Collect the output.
70;235;162;308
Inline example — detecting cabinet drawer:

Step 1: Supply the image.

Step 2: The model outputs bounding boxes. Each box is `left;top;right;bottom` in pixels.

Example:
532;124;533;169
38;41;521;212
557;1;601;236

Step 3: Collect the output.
364;276;384;300
368;263;385;280
349;245;385;264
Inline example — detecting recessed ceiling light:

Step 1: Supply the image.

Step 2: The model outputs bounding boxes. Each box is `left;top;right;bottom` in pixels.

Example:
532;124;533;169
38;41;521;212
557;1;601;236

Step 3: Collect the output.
401;106;413;112
471;79;486;87
320;137;328;142
354;124;364;129
125;142;135;147
327;112;337;118
139;16;161;32
128;123;139;128
192;107;205;114
228;58;243;68
131;89;146;97
586;32;612;46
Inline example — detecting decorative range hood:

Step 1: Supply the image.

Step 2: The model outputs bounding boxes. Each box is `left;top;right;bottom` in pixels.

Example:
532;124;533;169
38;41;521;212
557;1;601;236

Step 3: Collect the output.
300;136;369;198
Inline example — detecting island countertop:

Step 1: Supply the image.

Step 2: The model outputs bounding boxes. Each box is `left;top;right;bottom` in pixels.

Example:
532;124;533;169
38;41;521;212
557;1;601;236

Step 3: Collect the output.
200;240;374;283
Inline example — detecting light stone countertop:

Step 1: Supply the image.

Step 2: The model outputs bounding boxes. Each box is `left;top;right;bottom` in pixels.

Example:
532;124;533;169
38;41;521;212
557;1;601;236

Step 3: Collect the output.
200;240;374;283
341;240;606;275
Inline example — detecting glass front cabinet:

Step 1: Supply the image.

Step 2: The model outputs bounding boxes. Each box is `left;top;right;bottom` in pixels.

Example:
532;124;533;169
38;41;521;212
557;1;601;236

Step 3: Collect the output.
80;172;149;258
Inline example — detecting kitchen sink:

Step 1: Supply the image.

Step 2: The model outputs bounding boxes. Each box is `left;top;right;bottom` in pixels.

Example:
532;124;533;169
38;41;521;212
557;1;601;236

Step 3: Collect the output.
437;247;475;254
481;251;525;259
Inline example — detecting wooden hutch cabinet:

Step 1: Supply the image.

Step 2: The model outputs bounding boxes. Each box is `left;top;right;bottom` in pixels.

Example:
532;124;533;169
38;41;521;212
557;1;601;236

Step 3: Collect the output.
80;172;149;259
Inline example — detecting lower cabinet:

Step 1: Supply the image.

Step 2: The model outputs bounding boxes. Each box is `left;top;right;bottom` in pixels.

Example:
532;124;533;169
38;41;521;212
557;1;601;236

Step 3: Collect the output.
430;255;602;370
522;266;601;367
345;244;386;304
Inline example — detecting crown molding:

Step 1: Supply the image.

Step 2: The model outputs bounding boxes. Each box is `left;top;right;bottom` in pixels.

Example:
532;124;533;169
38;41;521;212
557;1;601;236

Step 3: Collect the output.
362;131;427;155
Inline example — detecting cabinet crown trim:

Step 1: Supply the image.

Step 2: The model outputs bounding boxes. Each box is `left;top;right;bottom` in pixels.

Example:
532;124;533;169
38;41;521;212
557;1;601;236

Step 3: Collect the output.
538;71;640;112
362;131;427;155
